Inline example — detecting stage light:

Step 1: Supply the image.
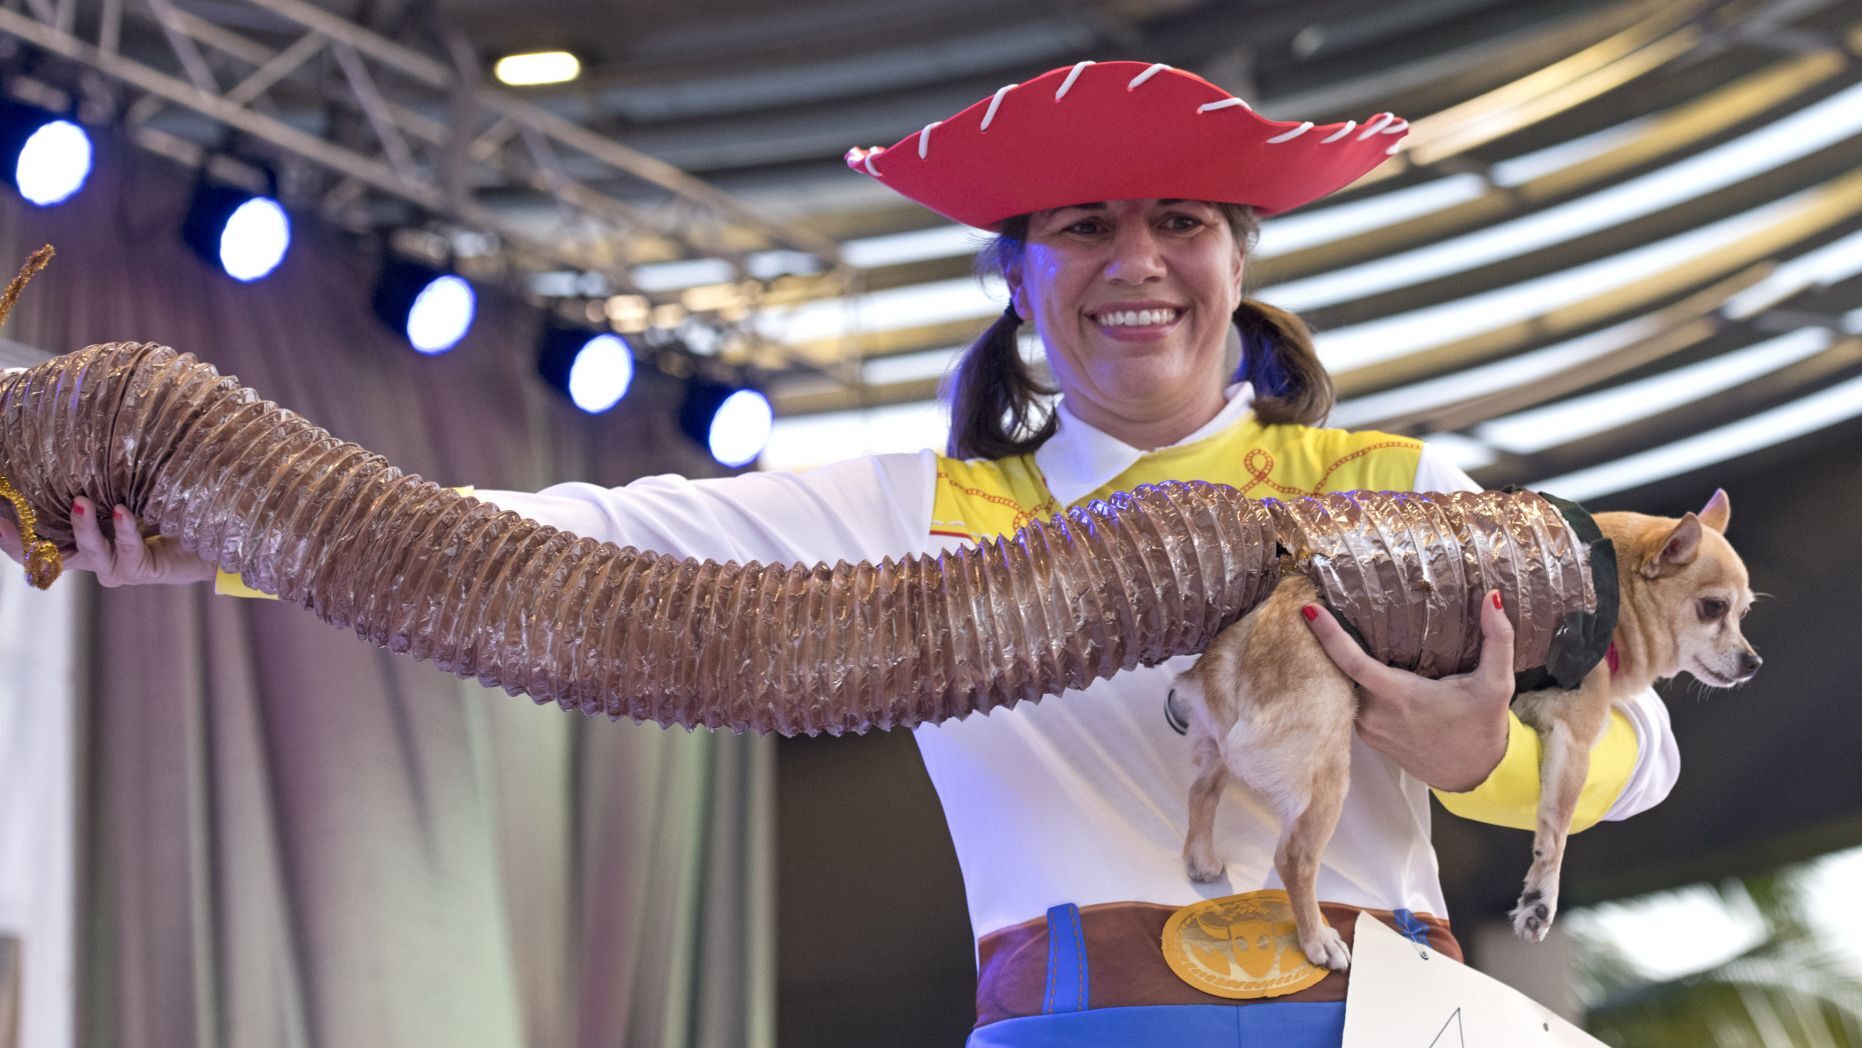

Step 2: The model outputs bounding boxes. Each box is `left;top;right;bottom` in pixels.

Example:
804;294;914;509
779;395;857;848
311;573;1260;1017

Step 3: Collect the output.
681;377;772;468
408;276;474;353
537;326;635;414
494;51;581;86
0;100;92;207
182;182;291;282
372;257;475;355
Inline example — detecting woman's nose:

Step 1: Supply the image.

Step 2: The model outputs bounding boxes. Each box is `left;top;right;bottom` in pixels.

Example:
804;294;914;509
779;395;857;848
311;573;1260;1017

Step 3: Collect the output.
1105;226;1167;283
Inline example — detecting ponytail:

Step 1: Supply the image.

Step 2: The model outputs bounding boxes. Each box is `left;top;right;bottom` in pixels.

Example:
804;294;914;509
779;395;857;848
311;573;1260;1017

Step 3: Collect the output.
946;215;1057;459
1217;205;1332;426
1233;298;1333;427
944;305;1058;459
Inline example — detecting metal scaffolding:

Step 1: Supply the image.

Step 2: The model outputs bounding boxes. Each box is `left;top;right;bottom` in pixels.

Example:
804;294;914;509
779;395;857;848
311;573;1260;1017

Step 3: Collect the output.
0;0;860;381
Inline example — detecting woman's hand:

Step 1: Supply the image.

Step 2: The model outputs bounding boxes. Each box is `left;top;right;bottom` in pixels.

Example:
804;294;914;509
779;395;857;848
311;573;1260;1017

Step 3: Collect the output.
1303;590;1515;792
0;497;216;587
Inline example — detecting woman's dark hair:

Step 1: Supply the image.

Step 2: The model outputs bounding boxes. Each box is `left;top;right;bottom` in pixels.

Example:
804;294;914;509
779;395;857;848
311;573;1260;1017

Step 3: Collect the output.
943;203;1335;459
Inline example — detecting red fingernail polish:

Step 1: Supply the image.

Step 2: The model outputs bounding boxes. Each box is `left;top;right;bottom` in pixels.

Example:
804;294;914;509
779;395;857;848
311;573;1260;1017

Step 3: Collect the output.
1302;605;1319;622
1492;592;1503;610
113;508;122;520
72;501;83;516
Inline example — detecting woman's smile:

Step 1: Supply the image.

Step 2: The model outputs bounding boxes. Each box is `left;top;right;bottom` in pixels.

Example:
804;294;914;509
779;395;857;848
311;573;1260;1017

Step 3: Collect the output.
1011;198;1244;446
1086;302;1186;340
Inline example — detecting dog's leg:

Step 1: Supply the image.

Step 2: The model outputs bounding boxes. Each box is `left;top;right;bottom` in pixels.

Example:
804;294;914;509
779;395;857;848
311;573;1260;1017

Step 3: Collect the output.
1509;719;1588;942
1183;715;1229;883
1510;683;1613;943
1275;748;1352;970
1227;578;1354;971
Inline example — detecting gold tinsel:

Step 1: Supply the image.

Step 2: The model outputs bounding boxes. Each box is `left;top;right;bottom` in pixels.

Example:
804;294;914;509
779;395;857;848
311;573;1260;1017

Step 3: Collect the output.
0;246;62;588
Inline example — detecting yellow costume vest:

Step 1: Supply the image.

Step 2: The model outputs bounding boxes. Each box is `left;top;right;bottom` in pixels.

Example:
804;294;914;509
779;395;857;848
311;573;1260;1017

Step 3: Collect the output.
931;413;1637;833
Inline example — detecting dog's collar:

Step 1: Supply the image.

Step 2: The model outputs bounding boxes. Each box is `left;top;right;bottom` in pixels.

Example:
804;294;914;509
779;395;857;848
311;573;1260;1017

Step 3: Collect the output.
1604;641;1620;677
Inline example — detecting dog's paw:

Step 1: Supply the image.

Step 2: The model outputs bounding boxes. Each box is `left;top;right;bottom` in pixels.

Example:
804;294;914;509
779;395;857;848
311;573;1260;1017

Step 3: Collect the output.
1302;925;1351;972
1509;889;1557;943
1183;854;1226;884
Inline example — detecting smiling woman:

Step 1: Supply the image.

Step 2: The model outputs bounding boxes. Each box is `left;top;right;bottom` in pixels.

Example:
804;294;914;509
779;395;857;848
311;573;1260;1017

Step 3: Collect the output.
2;59;1683;1048
832;61;1677;1047
949;199;1335;458
1012;200;1240;447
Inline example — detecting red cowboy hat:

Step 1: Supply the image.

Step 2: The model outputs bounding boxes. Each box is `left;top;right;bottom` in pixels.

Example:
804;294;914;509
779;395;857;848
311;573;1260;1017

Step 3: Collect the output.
846;61;1407;229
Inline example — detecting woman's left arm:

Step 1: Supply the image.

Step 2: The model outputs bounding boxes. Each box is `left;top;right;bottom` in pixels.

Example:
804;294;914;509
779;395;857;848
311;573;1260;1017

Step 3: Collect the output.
1305;443;1681;828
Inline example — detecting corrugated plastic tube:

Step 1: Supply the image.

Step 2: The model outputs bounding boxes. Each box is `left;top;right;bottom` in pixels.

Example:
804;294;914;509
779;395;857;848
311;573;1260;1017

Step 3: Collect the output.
0;342;1609;735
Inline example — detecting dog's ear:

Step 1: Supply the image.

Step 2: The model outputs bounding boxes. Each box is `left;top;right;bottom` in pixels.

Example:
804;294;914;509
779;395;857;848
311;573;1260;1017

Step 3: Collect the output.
1641;513;1703;578
1698;489;1730;533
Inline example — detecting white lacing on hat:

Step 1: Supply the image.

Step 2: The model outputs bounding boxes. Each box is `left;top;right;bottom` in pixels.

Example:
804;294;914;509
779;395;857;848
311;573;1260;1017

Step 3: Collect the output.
1055;61;1094;100
918;120;943;159
1197;97;1252;114
1126;63;1171;90
980;83;1019;132
1320;121;1358;143
1266;121;1314;144
1357;112;1397;140
842;146;885;175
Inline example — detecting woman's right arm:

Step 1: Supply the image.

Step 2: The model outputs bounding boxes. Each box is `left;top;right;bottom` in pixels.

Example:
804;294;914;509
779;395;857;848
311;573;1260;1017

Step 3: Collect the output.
1;452;940;590
473;450;937;567
0;497;217;587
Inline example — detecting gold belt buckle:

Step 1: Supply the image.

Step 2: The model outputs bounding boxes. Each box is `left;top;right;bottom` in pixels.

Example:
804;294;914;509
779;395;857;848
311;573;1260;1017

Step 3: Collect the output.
1160;889;1332;999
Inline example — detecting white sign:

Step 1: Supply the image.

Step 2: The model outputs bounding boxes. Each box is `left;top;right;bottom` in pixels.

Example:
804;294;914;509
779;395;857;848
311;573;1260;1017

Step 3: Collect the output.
1342;913;1606;1047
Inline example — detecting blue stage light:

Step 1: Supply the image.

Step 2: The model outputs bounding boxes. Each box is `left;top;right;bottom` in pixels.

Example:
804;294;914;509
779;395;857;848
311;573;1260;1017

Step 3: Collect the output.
567;335;635;413
373;258;475;355
406;275;474;354
709;389;772;467
1;100;92;207
681;378;771;468
219;197;290;281
538;326;636;413
15;121;91;207
182;182;290;282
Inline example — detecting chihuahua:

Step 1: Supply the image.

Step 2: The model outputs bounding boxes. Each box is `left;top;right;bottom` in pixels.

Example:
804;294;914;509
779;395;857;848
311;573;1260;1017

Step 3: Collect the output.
1173;490;1759;970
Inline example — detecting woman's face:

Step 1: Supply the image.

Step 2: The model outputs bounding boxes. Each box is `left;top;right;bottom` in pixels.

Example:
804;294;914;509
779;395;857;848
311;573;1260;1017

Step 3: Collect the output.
1009;198;1244;440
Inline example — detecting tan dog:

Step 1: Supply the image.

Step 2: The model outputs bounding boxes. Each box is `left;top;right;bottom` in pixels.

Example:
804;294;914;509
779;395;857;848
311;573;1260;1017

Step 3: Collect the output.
1173;490;1759;970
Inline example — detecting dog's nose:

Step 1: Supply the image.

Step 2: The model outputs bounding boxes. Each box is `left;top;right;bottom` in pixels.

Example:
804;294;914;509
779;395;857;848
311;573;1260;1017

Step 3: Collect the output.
1737;651;1763;678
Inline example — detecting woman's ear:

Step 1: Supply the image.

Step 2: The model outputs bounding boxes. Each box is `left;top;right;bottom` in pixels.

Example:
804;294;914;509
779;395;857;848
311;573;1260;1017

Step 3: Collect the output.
1006;265;1028;322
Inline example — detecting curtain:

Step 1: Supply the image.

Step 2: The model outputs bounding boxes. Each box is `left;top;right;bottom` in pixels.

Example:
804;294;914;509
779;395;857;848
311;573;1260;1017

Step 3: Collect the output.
0;550;77;1048
1;142;773;1048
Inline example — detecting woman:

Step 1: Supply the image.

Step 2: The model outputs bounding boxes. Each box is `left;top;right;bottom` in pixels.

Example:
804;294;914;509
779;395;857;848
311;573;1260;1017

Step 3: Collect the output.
3;61;1676;1045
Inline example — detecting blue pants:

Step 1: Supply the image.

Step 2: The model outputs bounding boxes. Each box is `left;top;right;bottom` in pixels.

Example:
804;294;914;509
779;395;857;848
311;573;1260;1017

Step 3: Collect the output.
965;1002;1345;1047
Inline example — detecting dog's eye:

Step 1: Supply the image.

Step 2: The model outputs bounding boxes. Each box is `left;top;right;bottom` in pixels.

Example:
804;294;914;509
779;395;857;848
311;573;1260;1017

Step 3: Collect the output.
1699;598;1728;621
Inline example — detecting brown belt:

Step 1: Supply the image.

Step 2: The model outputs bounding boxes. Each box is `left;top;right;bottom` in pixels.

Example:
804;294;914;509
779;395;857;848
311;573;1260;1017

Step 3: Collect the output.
974;901;1462;1028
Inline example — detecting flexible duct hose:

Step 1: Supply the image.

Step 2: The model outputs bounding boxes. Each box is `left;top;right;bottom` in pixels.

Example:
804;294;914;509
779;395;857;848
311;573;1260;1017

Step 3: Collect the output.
0;342;1609;735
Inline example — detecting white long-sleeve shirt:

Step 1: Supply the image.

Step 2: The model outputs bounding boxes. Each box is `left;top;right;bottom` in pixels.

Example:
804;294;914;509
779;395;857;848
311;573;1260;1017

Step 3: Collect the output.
481;383;1679;940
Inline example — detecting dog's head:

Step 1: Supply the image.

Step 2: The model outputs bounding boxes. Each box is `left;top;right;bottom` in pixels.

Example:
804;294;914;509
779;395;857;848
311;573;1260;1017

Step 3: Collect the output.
1599;489;1761;688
